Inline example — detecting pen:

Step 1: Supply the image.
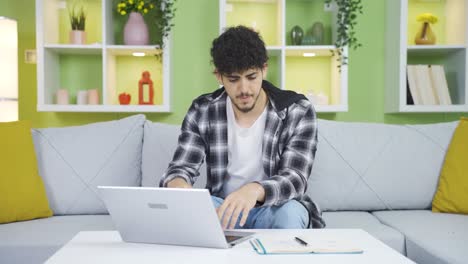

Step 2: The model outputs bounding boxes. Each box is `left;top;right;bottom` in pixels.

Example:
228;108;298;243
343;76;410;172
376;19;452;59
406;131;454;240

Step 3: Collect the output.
294;236;308;246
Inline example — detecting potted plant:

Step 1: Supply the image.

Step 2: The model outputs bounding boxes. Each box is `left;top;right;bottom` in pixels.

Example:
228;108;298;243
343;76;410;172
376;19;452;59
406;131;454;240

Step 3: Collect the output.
325;0;363;68
116;0;176;48
117;0;155;45
68;3;87;44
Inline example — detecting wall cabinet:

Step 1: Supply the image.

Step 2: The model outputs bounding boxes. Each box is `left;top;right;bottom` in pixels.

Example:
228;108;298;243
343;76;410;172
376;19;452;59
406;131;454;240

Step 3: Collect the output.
36;0;171;112
385;0;468;113
219;0;348;112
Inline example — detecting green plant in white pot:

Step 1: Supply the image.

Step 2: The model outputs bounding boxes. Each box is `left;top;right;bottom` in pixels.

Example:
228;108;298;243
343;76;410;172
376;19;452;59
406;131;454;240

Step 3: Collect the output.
68;3;87;44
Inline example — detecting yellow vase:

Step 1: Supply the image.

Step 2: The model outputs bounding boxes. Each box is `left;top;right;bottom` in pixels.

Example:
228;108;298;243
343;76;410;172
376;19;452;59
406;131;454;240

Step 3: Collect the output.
415;22;436;45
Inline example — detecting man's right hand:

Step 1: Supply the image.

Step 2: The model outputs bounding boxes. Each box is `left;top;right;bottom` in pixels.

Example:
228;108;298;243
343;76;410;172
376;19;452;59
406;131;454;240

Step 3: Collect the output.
166;177;192;188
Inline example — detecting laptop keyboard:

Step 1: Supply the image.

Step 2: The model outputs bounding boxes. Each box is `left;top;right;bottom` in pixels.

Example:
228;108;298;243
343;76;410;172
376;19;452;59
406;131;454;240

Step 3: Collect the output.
225;235;243;243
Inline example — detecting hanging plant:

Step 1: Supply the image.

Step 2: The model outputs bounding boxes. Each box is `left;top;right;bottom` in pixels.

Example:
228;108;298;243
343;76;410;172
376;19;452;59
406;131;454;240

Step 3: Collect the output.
325;0;363;68
151;0;177;48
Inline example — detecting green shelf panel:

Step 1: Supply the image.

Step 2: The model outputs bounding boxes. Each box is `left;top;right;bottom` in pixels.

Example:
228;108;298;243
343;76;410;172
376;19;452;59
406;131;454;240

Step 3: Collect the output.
58;0;102;44
226;0;280;46
266;53;280;87
114;56;164;105
59;54;103;103
285;0;333;46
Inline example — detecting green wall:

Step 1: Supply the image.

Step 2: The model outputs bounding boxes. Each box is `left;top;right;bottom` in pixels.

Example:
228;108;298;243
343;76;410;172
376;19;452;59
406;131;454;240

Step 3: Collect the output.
1;0;465;128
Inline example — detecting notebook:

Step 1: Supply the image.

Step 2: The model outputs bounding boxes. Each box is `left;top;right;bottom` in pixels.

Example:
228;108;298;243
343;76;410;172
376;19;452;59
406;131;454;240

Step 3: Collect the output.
249;236;364;255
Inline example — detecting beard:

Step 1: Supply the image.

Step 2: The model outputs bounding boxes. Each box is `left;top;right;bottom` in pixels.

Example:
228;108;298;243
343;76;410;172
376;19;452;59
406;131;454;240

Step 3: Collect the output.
233;91;261;113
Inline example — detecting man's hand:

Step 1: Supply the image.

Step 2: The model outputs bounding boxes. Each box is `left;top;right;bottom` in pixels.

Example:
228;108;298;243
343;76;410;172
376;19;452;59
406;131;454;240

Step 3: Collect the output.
217;182;265;229
167;177;192;188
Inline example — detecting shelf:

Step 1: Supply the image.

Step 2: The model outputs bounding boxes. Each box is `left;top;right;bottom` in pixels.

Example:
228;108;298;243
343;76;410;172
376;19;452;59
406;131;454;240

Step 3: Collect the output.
44;44;103;54
37;104;170;113
106;45;162;56
285;0;333;46
105;52;165;107
396;105;468;113
222;0;282;46
219;0;348;112
407;45;466;55
385;0;468;113
41;0;103;45
315;104;348;113
36;0;172;113
407;0;466;46
285;47;335;57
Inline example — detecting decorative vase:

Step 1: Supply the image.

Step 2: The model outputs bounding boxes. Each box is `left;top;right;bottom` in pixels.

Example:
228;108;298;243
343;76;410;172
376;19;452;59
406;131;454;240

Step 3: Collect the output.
69;30;86;45
310;22;324;45
414;22;436;45
290;25;304;45
123;12;149;45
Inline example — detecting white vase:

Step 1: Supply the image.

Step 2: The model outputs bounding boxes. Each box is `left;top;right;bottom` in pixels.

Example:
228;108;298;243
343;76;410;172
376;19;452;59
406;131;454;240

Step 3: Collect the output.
70;30;86;45
123;12;149;45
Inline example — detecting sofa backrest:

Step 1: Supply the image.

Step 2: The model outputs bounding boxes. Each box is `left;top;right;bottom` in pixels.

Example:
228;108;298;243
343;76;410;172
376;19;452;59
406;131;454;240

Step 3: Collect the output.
142;119;458;212
32;115;145;215
142;121;207;188
307;119;458;212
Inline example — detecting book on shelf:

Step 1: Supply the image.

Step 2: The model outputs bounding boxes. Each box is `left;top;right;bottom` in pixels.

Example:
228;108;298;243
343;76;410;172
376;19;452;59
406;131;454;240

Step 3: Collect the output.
407;65;422;105
415;65;438;105
407;64;452;105
249;236;363;255
429;65;452;105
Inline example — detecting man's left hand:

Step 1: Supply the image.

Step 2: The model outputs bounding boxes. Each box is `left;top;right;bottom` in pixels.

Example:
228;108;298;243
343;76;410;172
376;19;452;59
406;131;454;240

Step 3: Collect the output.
217;182;265;229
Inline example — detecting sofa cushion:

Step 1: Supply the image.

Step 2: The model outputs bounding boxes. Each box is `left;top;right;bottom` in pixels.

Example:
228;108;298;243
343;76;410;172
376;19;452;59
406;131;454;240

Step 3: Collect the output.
307;119;458;211
0;121;52;224
141;121;206;188
0;215;114;264
322;211;405;254
373;210;468;264
432;117;468;214
32;115;145;215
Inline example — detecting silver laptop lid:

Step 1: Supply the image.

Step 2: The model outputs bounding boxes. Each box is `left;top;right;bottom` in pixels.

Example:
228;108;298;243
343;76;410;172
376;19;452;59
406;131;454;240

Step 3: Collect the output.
98;186;247;249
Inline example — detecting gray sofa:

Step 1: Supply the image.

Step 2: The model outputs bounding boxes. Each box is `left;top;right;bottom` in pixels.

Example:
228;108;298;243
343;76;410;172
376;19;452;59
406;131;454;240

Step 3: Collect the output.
1;115;466;264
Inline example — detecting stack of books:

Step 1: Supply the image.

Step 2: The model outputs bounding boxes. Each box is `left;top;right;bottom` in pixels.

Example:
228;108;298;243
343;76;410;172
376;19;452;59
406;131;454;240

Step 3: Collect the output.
407;64;452;105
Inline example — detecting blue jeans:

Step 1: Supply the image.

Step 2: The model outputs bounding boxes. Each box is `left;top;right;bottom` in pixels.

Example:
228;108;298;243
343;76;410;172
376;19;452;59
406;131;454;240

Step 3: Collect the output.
211;196;309;229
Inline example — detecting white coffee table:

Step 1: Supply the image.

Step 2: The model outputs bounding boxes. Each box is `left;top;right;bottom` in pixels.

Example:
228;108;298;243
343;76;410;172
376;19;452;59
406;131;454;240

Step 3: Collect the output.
45;229;414;264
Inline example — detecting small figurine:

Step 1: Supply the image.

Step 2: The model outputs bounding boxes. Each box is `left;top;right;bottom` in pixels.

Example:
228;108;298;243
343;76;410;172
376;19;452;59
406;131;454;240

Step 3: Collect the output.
138;71;154;105
119;92;131;105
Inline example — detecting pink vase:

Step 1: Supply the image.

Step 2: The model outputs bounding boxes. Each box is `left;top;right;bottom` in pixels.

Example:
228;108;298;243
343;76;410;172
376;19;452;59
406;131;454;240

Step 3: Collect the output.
123;12;149;45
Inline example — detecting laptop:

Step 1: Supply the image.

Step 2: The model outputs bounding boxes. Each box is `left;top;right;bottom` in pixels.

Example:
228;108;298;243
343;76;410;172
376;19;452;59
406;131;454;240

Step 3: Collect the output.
97;186;255;249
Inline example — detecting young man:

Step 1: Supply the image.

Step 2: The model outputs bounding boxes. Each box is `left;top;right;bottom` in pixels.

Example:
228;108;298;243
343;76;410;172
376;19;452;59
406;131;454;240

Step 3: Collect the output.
160;26;325;229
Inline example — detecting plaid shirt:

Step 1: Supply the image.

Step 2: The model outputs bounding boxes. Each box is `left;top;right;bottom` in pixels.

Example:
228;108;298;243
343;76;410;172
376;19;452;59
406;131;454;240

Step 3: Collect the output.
160;81;325;228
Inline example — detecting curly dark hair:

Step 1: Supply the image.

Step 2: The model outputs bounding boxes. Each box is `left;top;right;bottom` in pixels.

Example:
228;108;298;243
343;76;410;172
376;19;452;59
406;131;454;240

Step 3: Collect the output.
210;25;268;75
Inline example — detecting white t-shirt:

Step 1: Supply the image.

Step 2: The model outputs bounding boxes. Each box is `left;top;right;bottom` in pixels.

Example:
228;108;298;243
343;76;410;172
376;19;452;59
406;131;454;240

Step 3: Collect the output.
221;97;268;197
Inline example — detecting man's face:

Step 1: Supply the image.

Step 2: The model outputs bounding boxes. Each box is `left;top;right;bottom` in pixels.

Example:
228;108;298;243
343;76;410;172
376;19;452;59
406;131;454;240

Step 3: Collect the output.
217;67;267;113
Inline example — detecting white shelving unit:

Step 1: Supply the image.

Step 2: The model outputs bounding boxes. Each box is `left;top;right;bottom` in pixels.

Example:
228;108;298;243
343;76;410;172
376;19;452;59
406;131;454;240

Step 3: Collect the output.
36;0;171;112
385;0;468;113
219;0;348;112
